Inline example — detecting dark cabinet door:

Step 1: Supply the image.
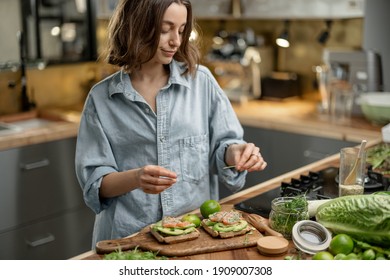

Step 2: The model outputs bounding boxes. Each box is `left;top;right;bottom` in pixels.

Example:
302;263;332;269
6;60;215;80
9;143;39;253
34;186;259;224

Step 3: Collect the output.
0;138;86;232
0;137;95;259
0;207;94;260
219;125;358;198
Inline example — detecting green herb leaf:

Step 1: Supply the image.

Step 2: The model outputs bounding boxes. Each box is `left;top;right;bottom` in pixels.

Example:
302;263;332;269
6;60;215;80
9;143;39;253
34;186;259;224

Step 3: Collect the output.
103;246;168;260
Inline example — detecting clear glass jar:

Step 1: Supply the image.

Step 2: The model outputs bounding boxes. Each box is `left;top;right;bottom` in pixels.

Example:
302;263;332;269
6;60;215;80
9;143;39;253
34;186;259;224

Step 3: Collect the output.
269;196;309;239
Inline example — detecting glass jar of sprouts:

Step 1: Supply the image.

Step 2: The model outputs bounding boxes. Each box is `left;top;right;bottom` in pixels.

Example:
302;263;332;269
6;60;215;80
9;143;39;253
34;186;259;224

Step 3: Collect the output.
269;196;309;239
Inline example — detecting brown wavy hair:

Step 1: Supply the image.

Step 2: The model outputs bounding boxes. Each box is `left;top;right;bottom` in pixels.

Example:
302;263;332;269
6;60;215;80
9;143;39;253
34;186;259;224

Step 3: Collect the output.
105;0;200;75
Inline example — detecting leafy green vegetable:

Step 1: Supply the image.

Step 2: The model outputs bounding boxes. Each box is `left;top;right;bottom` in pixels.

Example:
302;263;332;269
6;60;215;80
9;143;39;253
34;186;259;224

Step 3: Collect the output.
103;246;168;260
315;194;390;247
269;195;309;239
353;239;390;259
373;191;390;196
366;143;390;174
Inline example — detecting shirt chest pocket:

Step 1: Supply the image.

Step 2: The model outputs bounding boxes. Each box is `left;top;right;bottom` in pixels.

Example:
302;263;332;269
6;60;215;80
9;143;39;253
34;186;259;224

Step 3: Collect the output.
179;134;209;184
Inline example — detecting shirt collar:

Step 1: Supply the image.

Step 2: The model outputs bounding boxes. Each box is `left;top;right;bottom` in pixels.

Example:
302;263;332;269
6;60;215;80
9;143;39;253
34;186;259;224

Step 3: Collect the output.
168;60;191;89
107;60;191;98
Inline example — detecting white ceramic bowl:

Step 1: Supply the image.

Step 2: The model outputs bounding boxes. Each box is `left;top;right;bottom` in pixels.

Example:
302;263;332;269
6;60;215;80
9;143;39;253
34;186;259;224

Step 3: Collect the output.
357;93;390;125
383;123;390;143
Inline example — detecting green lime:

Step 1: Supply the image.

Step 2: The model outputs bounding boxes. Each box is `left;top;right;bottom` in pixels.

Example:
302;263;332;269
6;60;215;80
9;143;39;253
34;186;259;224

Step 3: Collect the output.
200;199;221;219
312;251;334;260
181;214;201;227
362;249;376;260
334;253;347;260
375;253;386;260
345;253;358;260
328;234;354;255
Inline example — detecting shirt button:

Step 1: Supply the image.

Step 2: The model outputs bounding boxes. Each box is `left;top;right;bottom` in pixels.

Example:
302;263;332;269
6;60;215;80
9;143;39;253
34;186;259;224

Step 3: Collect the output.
160;136;165;142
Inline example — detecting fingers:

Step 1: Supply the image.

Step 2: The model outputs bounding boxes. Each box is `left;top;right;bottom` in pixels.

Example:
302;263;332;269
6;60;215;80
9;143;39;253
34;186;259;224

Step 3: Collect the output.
246;154;267;172
138;165;177;194
235;143;267;172
234;143;255;168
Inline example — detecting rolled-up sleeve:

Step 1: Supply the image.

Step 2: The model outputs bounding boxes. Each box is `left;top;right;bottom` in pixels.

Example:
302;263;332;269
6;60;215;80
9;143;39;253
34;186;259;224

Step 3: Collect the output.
75;97;118;214
204;69;247;193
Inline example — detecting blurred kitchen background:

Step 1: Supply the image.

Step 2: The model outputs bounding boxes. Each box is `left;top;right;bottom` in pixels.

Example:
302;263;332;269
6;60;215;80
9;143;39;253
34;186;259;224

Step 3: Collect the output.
0;0;389;115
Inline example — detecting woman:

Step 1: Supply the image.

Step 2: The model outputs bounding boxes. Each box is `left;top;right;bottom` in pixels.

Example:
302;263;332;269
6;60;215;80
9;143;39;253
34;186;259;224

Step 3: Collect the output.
75;0;267;247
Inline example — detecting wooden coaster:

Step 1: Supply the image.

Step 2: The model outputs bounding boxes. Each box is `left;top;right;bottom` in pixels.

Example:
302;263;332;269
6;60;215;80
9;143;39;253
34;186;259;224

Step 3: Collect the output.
257;236;289;256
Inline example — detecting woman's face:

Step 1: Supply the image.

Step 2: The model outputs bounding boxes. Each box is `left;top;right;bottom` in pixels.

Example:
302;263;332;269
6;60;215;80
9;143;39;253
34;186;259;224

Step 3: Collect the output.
150;2;187;65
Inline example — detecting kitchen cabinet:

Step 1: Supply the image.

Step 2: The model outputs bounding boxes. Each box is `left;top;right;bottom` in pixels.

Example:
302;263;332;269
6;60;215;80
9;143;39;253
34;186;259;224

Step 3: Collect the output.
20;0;97;64
192;0;234;19
0;137;95;259
192;0;365;20
219;125;358;198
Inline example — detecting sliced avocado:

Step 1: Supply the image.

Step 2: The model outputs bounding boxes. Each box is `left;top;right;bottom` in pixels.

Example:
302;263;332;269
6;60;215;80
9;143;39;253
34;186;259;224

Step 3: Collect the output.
154;226;195;236
153;220;195;230
153;221;163;227
177;223;196;229
213;220;248;232
203;219;217;226
182;227;196;234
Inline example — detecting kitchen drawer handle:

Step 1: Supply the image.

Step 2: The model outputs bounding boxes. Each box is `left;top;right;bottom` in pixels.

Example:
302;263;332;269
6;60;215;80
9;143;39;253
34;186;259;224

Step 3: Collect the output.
25;233;55;247
20;158;50;170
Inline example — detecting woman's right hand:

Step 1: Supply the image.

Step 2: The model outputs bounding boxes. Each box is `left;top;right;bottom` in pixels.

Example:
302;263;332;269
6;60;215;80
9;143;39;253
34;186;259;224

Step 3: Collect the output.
137;165;177;194
100;165;177;198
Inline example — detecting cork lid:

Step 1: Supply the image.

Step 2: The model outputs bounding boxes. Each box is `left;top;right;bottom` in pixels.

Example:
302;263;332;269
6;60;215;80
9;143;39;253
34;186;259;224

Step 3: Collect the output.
257;236;289;256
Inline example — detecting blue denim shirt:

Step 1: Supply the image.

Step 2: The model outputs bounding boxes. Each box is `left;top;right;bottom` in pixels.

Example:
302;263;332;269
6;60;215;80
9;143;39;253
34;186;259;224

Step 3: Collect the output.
75;60;247;246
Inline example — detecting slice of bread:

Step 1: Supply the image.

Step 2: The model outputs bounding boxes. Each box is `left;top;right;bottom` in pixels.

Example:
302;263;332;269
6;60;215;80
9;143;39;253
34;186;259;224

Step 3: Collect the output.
201;219;253;239
150;226;200;244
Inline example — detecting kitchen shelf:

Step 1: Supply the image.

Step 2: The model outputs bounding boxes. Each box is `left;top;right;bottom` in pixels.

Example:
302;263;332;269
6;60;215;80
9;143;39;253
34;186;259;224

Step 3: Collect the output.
193;0;365;20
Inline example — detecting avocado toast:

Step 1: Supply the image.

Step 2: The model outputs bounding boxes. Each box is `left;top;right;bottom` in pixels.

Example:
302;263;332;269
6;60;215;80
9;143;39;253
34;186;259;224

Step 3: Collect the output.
201;210;253;238
150;216;200;244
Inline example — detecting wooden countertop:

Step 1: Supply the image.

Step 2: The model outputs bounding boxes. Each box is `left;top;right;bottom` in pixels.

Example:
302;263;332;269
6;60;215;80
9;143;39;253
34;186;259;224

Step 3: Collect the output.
231;99;382;142
0;109;80;151
0;99;383;151
72;138;383;260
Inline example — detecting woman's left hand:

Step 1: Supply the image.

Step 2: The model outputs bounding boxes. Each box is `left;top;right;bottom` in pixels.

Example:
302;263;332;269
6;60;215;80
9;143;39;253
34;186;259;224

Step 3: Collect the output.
224;143;267;172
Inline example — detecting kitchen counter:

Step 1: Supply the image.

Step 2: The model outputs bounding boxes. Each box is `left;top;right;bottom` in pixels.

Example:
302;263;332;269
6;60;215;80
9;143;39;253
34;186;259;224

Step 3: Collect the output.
0;109;80;151
231;99;382;143
71;137;383;260
0;99;383;151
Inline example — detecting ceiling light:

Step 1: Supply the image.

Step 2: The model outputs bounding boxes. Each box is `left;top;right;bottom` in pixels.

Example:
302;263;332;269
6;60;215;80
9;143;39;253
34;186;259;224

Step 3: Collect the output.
51;26;61;37
276;20;290;48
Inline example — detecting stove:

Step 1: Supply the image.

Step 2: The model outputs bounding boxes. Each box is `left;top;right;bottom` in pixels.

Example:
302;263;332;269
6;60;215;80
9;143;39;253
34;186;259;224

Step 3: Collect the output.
234;166;389;218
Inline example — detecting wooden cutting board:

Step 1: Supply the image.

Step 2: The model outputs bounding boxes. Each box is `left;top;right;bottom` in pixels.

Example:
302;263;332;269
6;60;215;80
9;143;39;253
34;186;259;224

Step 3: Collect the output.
95;225;262;257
